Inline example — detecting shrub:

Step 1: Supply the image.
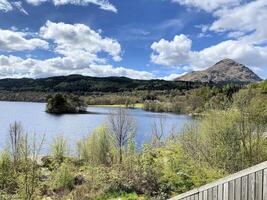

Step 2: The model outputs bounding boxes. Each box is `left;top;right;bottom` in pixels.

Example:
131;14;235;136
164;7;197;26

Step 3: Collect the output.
50;136;68;163
0;151;16;193
77;125;112;166
52;163;75;191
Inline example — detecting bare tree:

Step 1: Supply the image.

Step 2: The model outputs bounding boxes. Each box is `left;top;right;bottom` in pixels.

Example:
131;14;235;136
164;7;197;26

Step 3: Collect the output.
151;115;167;147
108;108;136;164
19;132;45;200
9;121;23;168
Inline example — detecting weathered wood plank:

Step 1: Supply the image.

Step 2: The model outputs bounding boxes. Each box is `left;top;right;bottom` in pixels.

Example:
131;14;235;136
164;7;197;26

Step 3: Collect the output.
218;184;223;200
203;190;208;200
263;169;267;200
168;162;267;200
235;177;241;200
223;182;228;200
208;188;213;200
199;191;203;200
249;173;256;200
229;180;234;200
256;170;263;200
242;175;248;200
213;186;218;200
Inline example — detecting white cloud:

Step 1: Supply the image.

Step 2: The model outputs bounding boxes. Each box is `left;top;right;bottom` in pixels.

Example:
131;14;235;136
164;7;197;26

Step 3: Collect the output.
26;0;117;12
210;0;267;44
0;0;12;12
151;34;192;66
0;28;48;51
0;21;154;80
0;55;154;79
40;21;121;62
0;0;29;14
151;0;267;78
172;0;241;12
150;34;267;77
159;72;187;80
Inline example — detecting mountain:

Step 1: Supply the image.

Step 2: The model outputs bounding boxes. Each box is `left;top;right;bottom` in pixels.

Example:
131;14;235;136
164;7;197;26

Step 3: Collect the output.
175;59;262;84
0;74;203;93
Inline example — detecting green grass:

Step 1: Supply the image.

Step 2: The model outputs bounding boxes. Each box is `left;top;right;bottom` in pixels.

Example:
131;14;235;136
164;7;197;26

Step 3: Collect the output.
90;103;144;109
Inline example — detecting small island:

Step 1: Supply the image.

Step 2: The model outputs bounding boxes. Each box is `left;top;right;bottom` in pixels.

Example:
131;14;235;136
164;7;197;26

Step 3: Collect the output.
46;93;87;114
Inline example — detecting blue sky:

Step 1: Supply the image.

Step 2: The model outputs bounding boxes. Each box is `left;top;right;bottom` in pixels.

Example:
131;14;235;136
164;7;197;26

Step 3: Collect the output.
0;0;266;79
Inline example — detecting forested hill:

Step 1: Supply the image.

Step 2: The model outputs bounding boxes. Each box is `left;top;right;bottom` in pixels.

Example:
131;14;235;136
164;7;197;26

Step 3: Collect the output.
0;75;204;93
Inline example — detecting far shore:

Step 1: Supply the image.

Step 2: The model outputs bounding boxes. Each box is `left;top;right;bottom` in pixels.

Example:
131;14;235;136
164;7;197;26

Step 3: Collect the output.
89;103;144;109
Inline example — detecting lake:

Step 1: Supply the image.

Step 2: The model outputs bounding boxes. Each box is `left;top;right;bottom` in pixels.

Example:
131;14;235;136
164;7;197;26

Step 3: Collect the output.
0;101;191;153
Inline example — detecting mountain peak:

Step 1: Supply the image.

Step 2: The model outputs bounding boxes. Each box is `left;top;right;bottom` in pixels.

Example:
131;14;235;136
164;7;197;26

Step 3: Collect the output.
175;59;262;84
215;58;239;65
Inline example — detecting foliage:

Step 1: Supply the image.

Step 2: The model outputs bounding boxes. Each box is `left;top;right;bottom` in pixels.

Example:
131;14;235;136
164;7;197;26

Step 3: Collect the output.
0;74;203;93
0;81;266;200
46;93;87;114
17;133;44;200
77;125;112;166
52;163;75;191
50;136;68;163
0;151;16;194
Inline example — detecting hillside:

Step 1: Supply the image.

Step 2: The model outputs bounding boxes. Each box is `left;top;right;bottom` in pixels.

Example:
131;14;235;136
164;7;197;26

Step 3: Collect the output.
175;59;262;83
0;75;202;93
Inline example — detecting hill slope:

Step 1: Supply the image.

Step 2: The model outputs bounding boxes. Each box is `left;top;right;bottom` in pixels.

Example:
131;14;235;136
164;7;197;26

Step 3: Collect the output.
175;59;262;83
0;75;202;93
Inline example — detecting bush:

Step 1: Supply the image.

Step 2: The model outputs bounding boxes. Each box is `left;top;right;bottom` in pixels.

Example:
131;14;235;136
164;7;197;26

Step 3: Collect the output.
0;151;16;193
50;136;68;163
52;163;75;191
77;125;112;166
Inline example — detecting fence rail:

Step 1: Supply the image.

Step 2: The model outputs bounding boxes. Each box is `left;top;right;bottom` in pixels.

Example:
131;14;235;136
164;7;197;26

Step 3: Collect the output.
169;161;267;200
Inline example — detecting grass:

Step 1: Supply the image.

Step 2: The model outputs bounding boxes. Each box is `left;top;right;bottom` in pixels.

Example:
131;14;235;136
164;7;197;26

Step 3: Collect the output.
90;103;144;109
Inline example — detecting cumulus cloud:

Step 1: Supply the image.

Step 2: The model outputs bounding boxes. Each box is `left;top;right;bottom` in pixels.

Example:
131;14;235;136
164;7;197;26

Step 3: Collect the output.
0;55;154;79
40;21;121;62
151;0;267;78
26;0;117;12
159;72;187;81
171;0;241;12
151;34;192;66
0;21;154;80
210;0;267;45
151;34;267;75
0;28;48;51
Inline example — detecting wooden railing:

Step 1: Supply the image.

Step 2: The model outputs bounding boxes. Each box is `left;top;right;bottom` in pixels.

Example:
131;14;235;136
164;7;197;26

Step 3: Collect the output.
169;161;267;200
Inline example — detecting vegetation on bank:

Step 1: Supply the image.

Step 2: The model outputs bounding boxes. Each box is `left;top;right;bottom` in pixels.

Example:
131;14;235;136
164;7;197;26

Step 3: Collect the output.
0;75;202;93
0;81;266;199
91;103;144;109
0;80;243;116
46;94;87;114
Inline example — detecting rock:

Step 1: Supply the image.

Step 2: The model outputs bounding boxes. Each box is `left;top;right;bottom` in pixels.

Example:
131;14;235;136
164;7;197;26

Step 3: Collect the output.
74;175;86;185
175;58;262;84
39;167;51;181
41;156;53;167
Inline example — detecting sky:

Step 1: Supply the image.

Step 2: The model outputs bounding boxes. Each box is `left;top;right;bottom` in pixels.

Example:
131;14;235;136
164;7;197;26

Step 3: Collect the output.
0;0;266;80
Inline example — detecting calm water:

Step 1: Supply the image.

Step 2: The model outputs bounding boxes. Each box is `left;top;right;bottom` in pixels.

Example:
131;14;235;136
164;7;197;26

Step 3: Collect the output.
0;101;191;153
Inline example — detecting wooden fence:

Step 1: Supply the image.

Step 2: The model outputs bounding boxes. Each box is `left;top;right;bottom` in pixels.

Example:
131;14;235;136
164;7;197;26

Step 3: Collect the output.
169;161;267;200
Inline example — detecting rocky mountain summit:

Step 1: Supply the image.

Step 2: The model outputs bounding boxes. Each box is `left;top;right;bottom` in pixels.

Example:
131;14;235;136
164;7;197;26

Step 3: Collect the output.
175;59;262;83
